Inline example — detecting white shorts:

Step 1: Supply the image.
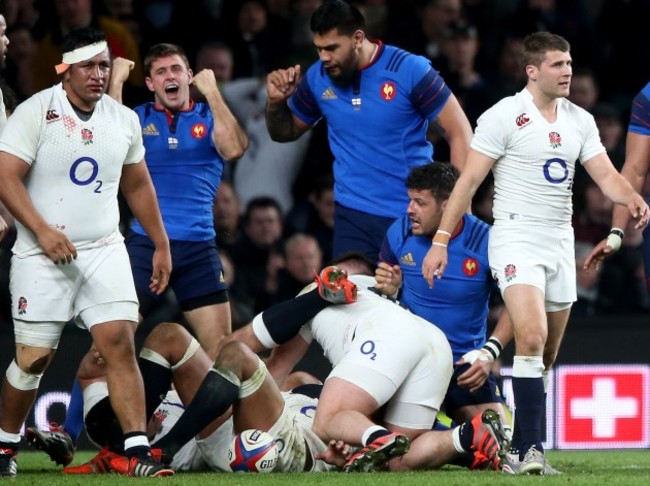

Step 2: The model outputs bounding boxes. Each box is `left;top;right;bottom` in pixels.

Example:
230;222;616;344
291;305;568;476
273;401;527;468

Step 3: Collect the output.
268;392;332;472
10;243;139;330
328;316;453;430
489;222;576;310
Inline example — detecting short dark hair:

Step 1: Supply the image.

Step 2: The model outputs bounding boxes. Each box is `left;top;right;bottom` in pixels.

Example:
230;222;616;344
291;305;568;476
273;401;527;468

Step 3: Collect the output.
405;163;459;201
522;32;570;67
327;251;375;276
310;0;365;36
144;43;190;76
243;196;283;225
62;28;107;54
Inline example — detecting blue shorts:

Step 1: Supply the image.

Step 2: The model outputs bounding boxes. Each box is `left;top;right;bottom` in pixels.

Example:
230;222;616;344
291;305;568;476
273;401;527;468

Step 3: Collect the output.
443;364;503;414
126;232;228;315
333;203;396;263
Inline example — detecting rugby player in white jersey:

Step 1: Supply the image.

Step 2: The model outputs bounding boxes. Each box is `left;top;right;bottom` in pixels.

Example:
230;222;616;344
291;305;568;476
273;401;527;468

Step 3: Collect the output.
60;322;339;474
0;27;173;478
227;254;508;472
423;32;650;475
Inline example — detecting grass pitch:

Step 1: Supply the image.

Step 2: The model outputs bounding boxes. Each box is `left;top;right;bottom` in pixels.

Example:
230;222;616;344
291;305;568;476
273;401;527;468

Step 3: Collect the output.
10;449;650;485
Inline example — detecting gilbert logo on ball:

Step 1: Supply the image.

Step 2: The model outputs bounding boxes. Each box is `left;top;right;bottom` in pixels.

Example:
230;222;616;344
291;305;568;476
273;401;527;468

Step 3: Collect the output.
228;429;279;473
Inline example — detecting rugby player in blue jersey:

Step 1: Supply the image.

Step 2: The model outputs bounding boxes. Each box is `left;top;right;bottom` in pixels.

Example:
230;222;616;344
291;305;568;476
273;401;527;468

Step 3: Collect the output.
375;163;512;452
265;0;472;262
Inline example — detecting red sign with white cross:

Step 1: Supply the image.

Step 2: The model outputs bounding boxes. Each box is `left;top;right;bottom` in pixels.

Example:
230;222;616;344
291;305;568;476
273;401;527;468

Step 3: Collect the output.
557;365;650;449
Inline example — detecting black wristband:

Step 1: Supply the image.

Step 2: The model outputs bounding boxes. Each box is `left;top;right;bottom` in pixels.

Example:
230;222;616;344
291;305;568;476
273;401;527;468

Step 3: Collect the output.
609;228;625;239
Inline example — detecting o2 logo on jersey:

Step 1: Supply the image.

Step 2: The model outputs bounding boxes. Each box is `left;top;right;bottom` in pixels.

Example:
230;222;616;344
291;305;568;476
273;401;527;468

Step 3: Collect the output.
543;158;569;185
69;157;102;193
380;82;396;101
191;123;207;139
360;340;377;360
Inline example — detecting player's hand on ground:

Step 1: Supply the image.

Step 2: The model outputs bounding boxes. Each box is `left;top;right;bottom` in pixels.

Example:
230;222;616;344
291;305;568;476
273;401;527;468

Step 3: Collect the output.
150;247;171;295
422;245;447;288
628;194;650;229
456;350;492;392
0;214;7;241
111;57;134;84
374;262;402;296
314;439;351;468
192;68;218;97
266;65;301;104
37;226;77;264
583;238;614;271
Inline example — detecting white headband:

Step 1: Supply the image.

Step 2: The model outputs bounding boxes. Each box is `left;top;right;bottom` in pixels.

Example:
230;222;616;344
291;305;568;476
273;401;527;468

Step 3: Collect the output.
55;41;108;75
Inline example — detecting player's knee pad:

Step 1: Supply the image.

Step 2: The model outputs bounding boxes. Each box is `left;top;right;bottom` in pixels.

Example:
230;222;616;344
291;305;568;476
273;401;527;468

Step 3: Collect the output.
238;358;267;399
6;359;43;391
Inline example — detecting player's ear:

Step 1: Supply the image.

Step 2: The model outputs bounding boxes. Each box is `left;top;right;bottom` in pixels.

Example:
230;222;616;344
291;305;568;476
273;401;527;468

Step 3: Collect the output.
188;69;193;83
353;29;364;48
145;77;155;93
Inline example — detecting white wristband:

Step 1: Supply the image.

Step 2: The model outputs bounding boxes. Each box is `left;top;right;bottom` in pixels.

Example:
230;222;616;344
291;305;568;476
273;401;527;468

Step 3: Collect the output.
606;228;624;252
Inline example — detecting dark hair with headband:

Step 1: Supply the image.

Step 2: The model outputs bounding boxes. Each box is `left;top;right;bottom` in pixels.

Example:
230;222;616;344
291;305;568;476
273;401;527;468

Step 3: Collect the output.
62;28;107;54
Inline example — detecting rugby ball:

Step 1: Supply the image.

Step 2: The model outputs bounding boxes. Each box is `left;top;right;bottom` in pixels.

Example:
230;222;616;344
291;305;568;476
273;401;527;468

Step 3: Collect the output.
228;429;279;473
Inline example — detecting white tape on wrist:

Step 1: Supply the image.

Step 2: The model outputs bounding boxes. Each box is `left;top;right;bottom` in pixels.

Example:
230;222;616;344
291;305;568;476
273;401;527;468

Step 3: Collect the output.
606;228;624;252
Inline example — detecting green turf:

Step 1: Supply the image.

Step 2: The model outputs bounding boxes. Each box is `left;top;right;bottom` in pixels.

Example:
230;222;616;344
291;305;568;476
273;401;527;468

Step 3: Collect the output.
9;450;650;485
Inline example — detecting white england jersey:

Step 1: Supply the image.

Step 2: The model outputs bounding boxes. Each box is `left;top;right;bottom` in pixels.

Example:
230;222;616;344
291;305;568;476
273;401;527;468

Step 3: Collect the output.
297;275;445;366
0;83;145;257
472;88;605;226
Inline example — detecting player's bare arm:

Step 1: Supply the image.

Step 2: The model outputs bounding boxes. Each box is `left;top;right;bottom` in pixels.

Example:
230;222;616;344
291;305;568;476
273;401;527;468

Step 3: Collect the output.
0;152;77;264
436;94;473;171
422;150;495;287
584;152;650;229
457;310;513;392
192;68;248;161
120;160;171;294
265;335;310;388
0;214;7;241
265;65;311;142
107;57;135;103
584;132;650;270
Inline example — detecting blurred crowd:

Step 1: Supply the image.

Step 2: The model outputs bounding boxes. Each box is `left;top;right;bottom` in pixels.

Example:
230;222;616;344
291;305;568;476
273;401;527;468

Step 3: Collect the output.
1;0;649;326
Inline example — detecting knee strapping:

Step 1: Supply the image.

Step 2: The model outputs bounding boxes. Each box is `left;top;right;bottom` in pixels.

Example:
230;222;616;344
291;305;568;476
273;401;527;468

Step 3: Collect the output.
6;360;42;390
238;358;267;399
171;338;201;371
139;347;171;369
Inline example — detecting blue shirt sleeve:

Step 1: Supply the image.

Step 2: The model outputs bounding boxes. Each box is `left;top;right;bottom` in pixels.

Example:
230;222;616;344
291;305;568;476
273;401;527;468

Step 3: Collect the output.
628;82;650;136
288;70;322;126
410;66;452;122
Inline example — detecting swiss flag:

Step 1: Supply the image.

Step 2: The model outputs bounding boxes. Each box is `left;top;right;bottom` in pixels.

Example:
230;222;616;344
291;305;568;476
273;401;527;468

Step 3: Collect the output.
558;365;649;448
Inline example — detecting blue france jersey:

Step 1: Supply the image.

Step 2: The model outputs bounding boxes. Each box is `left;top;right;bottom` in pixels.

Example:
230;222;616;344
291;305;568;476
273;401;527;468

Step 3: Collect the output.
289;42;451;218
629;81;650;137
131;102;224;241
379;214;493;361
